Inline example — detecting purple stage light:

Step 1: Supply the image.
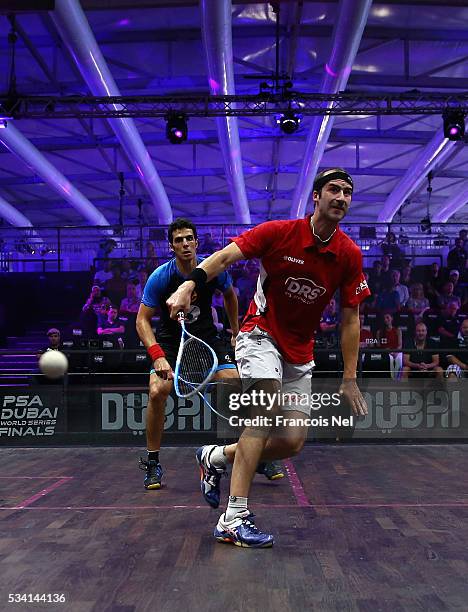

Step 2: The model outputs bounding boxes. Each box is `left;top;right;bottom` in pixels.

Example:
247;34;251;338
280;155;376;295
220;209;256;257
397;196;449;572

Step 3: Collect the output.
166;114;188;143
443;111;465;141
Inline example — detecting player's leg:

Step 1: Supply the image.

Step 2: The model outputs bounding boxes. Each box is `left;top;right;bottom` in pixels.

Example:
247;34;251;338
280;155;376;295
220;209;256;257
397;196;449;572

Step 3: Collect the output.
195;363;239;508
254;359;312;460
196;358;285;507
214;328;282;548
139;345;175;489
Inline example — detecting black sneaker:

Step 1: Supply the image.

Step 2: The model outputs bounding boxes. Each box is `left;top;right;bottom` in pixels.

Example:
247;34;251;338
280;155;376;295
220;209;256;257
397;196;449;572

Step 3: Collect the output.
256;461;284;480
139;457;163;490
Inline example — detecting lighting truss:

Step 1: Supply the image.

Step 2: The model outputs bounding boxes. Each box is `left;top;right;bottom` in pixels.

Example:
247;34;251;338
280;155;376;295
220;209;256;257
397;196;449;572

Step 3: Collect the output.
1;92;468;120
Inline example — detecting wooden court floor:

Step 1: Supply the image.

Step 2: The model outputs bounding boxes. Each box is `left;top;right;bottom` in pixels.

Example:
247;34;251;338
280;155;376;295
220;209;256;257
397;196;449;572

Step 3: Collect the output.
1;444;468;612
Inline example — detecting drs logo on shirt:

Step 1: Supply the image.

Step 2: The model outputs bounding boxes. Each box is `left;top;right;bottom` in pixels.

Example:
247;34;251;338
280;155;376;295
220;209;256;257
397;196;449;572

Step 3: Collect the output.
285;277;326;304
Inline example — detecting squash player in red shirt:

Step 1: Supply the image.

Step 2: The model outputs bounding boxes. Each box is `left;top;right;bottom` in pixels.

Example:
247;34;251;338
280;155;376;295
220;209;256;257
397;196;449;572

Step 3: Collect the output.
167;168;371;548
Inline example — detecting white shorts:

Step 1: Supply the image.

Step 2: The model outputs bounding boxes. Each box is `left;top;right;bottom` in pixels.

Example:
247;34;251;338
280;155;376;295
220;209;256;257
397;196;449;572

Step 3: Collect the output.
235;327;314;416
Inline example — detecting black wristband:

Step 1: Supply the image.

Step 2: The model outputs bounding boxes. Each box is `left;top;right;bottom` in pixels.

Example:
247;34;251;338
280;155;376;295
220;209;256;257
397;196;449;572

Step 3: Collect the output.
187;267;208;291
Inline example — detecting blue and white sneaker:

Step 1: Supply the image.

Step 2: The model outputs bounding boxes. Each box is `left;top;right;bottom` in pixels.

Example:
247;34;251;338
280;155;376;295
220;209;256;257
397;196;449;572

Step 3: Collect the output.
195;445;226;509
214;512;274;548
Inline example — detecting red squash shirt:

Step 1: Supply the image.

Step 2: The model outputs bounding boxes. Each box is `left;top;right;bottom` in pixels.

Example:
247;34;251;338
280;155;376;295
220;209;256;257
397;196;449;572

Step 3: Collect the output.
234;216;371;364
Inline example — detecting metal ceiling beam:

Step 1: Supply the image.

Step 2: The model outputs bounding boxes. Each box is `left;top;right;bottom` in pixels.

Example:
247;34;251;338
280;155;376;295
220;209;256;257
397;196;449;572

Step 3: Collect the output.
291;0;373;219
0;193;34;228
377;129;457;222
4;165;468;186
0;122;111;228
11;73;468;96
11;192;449;211
0;128;433;153
51;0;173;224
74;0;468;7
6;92;468;119
432;189;468;223
14;25;467;46
200;0;250;224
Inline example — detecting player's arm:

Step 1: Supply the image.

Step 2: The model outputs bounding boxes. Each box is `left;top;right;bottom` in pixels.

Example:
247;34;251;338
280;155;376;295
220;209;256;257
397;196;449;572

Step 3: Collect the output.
167;242;245;318
339;305;367;416
222;285;239;343
136;303;173;379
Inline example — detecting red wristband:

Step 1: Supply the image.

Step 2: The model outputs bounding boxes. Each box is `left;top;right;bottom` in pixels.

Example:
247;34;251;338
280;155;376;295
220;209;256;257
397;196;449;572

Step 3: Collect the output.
148;344;165;362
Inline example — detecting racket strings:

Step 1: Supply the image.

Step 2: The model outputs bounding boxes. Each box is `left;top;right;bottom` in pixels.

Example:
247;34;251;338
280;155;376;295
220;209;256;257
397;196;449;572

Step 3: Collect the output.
178;336;215;395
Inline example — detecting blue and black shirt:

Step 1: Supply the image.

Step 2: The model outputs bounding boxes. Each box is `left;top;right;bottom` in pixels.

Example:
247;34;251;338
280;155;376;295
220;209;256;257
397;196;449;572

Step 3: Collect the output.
141;257;232;344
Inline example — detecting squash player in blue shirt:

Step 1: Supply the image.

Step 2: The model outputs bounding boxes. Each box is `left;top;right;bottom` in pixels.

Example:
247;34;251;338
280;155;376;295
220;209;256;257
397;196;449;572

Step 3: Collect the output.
136;218;284;494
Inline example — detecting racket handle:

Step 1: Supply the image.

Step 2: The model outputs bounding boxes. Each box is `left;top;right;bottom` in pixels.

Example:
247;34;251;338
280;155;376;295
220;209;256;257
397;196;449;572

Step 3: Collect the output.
177;311;185;323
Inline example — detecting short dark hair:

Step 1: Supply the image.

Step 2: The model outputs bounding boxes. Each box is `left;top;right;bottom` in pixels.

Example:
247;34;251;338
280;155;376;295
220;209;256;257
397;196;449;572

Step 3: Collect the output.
168;218;198;244
313;167;353;196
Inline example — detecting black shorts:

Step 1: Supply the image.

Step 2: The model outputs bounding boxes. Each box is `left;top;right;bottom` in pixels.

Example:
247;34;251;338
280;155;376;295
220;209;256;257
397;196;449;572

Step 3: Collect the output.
150;337;236;374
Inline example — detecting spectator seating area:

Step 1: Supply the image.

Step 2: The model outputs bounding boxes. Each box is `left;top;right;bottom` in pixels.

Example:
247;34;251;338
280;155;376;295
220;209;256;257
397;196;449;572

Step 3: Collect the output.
1;232;467;383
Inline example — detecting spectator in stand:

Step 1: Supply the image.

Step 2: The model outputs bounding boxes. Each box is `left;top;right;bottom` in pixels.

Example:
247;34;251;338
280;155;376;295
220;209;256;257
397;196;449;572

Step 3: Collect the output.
401;322;443;379
447;238;467;275
406;283;430;320
236;260;259;316
448;269;466;303
80;286;105;338
93;259;113;288
37;328;65;383
95;298;111;327
134;269;148;300
38;328;62;356
95;238;117;271
368;260;385;295
120;282;140;315
359;313;376;348
376;312;403;379
145;242;158;272
436;301;460;342
376;281;400;314
104;265;128;307
380;231;404;268
458;229;467;250
424;262;444;308
199;232;221;254
128;260;140;283
390;269;409;308
437;281;461;310
120;259;133;281
97;305;125;337
446;318;468;379
82;285;104;314
400;263;413;287
319;297;340;348
380;255;392;288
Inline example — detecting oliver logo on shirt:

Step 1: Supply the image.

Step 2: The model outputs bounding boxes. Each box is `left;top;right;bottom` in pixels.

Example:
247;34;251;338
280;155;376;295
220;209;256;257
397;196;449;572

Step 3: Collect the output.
285;277;326;304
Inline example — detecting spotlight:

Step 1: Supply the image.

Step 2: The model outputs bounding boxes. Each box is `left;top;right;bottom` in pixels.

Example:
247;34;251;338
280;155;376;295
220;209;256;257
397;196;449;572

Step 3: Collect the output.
165;114;188;144
0;120;7;128
277;111;301;135
443;110;465;141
